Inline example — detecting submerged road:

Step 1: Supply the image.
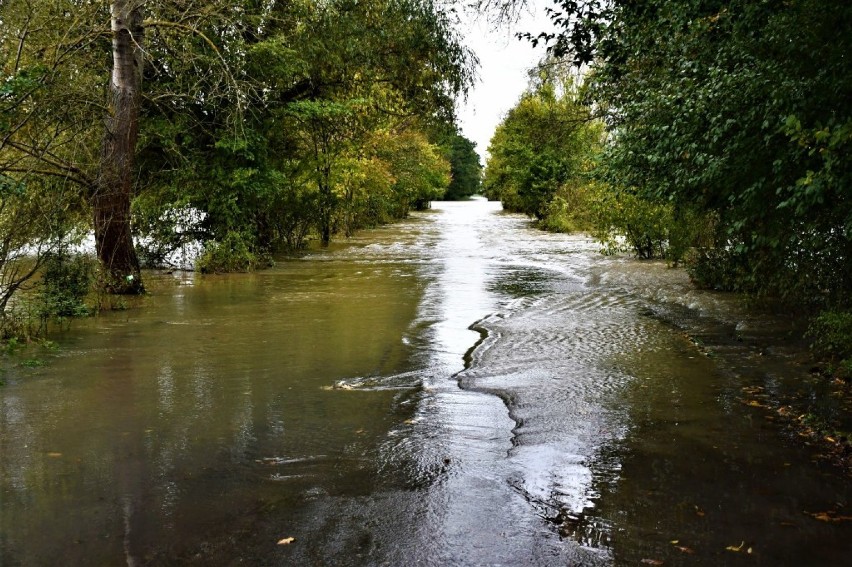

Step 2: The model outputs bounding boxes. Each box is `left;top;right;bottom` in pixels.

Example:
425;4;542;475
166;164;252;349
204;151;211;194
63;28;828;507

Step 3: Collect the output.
2;199;851;565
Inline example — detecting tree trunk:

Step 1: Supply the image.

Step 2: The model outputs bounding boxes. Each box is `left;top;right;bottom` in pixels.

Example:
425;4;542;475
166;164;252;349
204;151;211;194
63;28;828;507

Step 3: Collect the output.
94;0;144;294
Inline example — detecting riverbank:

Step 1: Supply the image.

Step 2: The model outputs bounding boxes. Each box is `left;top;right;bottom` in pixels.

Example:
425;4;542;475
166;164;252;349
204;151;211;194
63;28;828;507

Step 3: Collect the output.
584;253;852;478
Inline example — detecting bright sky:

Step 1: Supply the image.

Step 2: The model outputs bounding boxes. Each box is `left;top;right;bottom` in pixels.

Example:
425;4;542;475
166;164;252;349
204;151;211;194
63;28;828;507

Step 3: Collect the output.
456;3;555;164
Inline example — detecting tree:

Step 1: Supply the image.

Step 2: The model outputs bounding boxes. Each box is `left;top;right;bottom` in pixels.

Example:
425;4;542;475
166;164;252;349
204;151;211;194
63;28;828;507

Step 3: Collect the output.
483;68;601;220
95;0;145;294
441;130;481;201
3;0;476;289
586;0;852;302
1;0;248;292
490;0;852;303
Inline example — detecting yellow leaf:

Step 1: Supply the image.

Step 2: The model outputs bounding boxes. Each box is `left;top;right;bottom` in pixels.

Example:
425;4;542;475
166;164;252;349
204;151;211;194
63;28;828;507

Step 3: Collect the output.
726;541;745;552
46;452;62;458
807;511;852;523
277;537;295;545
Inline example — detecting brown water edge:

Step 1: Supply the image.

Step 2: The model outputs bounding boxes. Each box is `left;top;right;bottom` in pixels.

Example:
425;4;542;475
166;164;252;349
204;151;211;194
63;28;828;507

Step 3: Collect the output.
581;257;852;565
0;229;429;565
596;255;852;472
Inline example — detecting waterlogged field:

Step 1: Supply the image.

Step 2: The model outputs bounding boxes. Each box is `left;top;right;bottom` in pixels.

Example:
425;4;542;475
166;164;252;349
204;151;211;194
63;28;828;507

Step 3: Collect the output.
1;200;850;565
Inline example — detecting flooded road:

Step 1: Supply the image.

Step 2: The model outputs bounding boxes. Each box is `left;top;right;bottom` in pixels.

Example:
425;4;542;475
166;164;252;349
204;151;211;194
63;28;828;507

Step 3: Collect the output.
2;199;851;565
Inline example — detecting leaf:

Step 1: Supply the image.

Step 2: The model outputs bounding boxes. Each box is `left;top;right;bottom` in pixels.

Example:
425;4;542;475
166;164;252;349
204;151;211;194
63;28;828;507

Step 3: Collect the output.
46;452;62;458
806;511;852;523
640;560;664;566
675;546;695;554
277;537;295;545
726;541;745;552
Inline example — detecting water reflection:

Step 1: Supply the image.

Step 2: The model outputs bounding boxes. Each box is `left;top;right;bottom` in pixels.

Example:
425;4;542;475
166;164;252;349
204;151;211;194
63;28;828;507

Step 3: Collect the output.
1;199;851;565
1;239;424;564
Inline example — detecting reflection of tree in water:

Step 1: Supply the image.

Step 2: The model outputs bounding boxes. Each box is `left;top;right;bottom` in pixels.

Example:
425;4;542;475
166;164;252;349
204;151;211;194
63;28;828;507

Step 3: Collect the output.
488;267;553;298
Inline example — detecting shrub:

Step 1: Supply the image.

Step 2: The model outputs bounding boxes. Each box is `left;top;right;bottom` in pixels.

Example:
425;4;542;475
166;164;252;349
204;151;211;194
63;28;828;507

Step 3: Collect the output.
37;252;95;319
807;310;852;364
196;231;270;273
685;247;749;291
590;189;672;259
538;182;595;233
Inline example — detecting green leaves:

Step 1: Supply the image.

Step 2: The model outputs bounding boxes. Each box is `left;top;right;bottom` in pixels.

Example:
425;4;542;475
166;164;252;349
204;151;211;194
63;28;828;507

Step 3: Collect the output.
571;0;852;303
484;71;601;220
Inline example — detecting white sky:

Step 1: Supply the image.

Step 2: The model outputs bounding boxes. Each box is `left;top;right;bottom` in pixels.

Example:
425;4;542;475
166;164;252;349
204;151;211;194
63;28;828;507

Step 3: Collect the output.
456;3;555;164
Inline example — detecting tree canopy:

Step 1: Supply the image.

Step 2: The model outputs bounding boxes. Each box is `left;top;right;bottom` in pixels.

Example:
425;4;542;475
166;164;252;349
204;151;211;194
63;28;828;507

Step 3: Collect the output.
0;0;478;331
0;0;475;305
488;0;851;307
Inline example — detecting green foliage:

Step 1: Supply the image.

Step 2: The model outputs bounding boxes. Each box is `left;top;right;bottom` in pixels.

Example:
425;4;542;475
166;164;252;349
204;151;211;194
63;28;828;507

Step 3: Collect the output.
685;247;749;292
570;0;852;303
196;232;261;274
440;130;482;200
484;68;603;221
37;252;94;319
537;179;596;233
807;311;852;365
267;185;319;251
196;231;271;274
589;188;672;259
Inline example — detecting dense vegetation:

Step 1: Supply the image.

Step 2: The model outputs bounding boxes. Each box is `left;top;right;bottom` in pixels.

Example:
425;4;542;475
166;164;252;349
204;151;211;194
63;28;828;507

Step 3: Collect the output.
0;0;481;333
484;0;852;370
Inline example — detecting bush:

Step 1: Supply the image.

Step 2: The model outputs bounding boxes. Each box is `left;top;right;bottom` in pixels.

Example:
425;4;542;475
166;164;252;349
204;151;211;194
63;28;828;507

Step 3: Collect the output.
807;310;852;364
685;247;749;291
37;252;95;319
538;182;595;233
589;189;673;259
196;231;271;273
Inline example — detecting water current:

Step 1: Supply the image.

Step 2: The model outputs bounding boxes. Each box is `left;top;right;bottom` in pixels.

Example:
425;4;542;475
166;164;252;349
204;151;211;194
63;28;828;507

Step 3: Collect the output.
1;199;850;565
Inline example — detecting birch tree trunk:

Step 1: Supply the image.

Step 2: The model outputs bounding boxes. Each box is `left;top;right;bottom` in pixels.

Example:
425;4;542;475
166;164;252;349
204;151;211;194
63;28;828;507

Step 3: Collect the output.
94;0;144;294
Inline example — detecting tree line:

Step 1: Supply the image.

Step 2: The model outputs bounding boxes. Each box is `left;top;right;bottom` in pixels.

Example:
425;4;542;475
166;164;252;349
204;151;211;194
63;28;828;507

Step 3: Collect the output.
484;0;851;373
0;0;482;330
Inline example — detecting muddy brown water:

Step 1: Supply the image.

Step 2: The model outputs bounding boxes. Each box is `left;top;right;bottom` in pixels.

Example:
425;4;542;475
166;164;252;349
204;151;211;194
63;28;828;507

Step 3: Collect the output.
1;199;850;565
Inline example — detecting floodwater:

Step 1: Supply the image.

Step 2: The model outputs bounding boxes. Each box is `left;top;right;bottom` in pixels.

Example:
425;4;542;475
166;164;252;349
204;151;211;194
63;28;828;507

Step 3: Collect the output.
1;199;850;565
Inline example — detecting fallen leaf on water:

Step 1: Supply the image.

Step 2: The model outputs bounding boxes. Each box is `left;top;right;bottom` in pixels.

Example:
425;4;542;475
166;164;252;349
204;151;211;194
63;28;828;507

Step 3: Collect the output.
694;505;705;517
277;537;295;545
669;540;679;545
640;560;663;566
806;511;852;523
47;452;62;458
675;546;695;554
726;541;745;552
